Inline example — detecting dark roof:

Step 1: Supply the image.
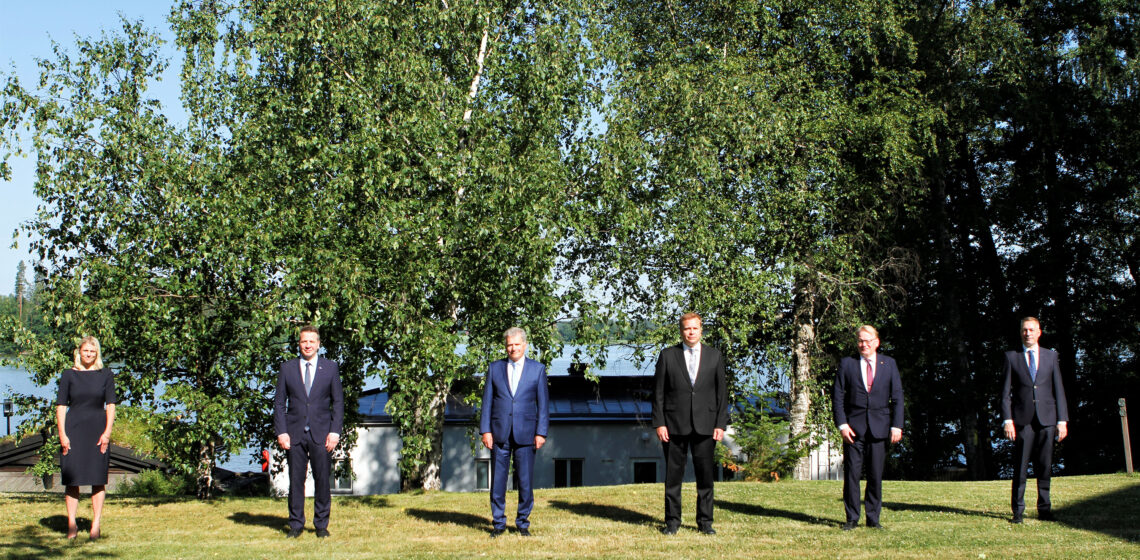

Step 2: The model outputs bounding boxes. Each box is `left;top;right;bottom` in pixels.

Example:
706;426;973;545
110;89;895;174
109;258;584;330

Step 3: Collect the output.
0;433;166;472
358;375;787;425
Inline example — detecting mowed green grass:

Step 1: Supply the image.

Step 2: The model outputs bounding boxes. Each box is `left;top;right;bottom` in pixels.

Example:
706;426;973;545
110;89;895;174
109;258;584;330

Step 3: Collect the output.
2;474;1137;559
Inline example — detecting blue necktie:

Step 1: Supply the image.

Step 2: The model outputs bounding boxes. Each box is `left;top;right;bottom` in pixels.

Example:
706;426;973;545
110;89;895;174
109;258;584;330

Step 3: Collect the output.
1028;350;1037;381
304;362;313;395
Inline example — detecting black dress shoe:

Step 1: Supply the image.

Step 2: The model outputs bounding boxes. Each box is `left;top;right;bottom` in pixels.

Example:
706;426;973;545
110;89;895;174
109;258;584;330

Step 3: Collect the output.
286;527;303;538
1038;511;1055;521
660;526;679;535
518;528;532;537
841;521;858;531
698;526;716;535
316;528;330;538
867;522;883;530
1010;515;1023;524
489;528;506;538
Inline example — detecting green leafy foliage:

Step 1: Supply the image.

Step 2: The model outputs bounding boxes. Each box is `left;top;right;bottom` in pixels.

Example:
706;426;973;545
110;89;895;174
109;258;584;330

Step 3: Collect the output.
721;394;811;482
115;469;194;497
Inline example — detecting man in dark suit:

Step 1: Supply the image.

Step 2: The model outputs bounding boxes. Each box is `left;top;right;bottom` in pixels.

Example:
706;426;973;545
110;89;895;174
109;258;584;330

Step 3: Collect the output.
479;327;550;537
832;324;904;530
274;325;344;538
652;312;728;535
1001;316;1069;523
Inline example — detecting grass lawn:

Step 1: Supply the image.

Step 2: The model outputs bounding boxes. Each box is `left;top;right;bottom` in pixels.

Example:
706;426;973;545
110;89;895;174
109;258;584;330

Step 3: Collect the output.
2;474;1137;559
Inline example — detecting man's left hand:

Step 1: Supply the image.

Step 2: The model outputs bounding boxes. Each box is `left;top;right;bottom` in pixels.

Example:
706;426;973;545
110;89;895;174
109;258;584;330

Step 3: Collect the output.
535;435;546;449
1057;422;1068;442
890;427;903;444
325;434;340;452
713;428;725;442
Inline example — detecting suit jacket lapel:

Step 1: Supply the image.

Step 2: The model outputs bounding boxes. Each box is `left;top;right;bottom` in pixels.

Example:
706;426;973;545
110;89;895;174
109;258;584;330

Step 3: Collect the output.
679;345;694;388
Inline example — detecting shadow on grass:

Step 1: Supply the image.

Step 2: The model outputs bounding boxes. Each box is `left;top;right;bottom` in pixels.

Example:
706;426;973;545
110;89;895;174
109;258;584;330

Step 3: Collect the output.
229;512;289;532
349;495;391;509
881;502;1006;520
715;499;835;526
548;500;657;525
1;523;116;560
404;508;489;530
1055;482;1140;543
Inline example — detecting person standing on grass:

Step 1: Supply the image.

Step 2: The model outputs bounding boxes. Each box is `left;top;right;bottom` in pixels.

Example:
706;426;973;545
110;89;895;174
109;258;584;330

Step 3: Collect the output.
479;327;550;538
833;324;904;530
56;336;116;541
1001;316;1069;524
274;325;344;539
653;312;728;535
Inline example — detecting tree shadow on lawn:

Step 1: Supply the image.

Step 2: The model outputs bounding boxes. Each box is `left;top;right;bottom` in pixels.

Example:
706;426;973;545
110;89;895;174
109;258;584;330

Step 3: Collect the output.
1;520;116;560
714;500;835;527
547;500;657;526
404;508;489;530
1055;481;1140;543
229;512;290;532
881;502;1006;520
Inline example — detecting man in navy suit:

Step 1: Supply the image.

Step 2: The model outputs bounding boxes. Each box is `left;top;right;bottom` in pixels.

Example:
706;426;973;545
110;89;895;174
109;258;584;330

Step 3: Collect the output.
653;312;728;535
833;324;904;530
274;325;344;538
1001;316;1069;523
479;327;550;537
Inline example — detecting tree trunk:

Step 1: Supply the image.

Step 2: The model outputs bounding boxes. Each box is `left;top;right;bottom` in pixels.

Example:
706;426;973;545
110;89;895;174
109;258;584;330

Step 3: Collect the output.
419;376;449;491
196;438;215;499
789;277;816;480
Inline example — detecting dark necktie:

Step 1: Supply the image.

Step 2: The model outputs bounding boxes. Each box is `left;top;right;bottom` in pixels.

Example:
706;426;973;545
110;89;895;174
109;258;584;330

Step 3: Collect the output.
866;360;874;392
304;362;313;395
1028;350;1037;381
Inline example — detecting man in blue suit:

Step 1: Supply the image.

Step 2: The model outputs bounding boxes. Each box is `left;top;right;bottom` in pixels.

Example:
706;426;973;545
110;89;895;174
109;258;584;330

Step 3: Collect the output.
1001;316;1069;523
274;325;344;538
480;327;550;537
833;324;904;530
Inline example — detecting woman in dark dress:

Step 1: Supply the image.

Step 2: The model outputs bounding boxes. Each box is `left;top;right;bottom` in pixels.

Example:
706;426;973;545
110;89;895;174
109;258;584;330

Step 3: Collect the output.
55;336;116;541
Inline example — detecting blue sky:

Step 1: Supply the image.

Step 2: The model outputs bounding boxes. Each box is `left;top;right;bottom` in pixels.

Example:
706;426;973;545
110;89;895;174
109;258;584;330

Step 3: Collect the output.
0;1;179;296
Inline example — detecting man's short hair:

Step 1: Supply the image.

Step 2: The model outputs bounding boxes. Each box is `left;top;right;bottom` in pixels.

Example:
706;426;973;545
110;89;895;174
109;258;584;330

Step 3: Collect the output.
300;325;320;340
679;312;702;326
1020;316;1041;329
504;327;527;343
857;324;879;339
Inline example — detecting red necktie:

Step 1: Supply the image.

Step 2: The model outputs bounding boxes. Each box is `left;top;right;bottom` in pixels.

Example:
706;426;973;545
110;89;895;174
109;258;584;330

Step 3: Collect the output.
866;360;874;392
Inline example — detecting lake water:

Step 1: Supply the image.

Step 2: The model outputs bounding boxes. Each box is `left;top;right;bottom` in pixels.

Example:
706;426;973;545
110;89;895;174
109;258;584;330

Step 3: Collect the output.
1;347;657;472
0;363;259;472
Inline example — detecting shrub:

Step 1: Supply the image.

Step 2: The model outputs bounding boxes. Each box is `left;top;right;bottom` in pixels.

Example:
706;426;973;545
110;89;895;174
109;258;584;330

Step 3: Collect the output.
115;469;193;497
720;393;811;482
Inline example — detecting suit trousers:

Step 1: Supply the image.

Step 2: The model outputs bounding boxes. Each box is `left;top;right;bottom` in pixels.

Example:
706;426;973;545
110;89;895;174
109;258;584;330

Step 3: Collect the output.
490;434;536;530
842;433;886;525
1011;421;1056;515
663;433;716;529
287;431;331;530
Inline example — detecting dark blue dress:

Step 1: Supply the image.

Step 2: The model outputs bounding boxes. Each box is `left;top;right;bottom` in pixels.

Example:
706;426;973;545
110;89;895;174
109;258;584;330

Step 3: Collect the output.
55;368;116;486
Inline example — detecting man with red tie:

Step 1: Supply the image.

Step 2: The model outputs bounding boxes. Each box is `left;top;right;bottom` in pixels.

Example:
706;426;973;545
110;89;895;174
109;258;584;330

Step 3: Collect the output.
1001;316;1069;524
833;325;904;530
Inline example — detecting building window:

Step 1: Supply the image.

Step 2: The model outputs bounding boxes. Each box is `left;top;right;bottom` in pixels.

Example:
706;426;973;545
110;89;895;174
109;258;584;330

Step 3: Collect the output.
332;459;352;493
633;460;657;484
554;458;583;488
475;459;490;491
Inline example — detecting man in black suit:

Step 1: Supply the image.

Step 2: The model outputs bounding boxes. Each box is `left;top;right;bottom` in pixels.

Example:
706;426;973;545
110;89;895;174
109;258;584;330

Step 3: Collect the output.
274;325;344;538
1001;316;1069;523
832;324;904;530
652;312;728;535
